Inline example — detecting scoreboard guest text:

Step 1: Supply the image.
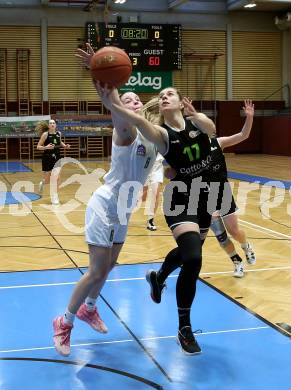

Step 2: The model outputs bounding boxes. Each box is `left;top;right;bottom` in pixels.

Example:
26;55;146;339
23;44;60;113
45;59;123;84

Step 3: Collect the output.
86;22;182;71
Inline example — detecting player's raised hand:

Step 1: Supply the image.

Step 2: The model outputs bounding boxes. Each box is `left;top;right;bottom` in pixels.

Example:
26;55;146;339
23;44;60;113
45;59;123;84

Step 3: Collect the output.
75;43;95;69
182;97;197;117
243;99;254;117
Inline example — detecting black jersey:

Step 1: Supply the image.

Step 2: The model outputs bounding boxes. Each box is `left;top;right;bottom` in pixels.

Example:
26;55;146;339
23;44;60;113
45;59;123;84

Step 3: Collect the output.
43;131;61;157
206;137;228;182
162;118;212;183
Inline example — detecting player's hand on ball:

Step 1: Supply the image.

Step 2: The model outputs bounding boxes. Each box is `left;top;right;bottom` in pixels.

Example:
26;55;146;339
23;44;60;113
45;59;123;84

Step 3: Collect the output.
75;43;94;69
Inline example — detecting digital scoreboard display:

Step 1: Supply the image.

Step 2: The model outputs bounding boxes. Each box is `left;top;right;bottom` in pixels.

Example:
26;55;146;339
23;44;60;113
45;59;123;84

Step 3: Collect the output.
86;22;182;71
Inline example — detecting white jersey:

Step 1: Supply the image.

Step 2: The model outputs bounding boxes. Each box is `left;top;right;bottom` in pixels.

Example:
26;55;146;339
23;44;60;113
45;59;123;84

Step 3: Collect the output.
152;152;164;170
103;130;157;192
145;152;164;185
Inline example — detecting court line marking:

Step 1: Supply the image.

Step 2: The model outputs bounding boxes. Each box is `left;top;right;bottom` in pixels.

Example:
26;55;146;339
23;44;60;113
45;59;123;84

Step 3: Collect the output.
239;218;291;240
0;204;149;215
2;263;291;290
0;281;77;289
1;216;290;290
0;326;269;354
0;357;163;389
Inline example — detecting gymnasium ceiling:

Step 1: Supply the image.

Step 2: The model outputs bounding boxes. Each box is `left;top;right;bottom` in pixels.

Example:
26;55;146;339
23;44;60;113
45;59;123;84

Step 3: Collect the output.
0;0;290;14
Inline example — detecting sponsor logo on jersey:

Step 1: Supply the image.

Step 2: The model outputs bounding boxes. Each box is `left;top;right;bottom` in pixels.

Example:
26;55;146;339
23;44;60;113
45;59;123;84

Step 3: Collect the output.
136;144;146;156
180;155;212;176
211;146;218;151
188;131;198;138
170;140;180;144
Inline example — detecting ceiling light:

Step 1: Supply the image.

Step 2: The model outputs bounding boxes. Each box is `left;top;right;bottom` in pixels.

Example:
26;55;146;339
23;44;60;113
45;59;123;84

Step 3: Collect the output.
244;1;257;8
114;0;127;3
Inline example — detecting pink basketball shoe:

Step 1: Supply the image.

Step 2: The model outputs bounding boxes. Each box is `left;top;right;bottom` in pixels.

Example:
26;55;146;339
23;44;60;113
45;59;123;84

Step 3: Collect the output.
53;316;73;356
76;303;108;333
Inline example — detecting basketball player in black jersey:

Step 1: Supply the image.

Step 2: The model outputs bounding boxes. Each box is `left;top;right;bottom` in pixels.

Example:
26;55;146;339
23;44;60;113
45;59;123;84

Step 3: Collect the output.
206;100;256;276
36;119;70;204
100;85;215;355
148;99;255;293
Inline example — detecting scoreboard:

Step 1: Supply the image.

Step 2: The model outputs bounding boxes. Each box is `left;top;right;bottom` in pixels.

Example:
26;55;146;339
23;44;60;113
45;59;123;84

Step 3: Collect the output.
86;22;182;71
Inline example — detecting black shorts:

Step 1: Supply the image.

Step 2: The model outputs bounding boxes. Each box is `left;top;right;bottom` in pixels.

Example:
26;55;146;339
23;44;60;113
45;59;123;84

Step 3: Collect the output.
163;185;212;231
163;180;237;230
42;153;61;172
208;181;238;217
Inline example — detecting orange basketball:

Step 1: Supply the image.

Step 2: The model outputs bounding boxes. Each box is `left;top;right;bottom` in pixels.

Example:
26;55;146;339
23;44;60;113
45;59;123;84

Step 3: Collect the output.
90;46;132;88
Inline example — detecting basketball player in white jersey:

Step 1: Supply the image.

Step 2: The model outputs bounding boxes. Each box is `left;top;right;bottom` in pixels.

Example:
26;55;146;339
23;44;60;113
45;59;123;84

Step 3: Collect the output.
53;45;157;356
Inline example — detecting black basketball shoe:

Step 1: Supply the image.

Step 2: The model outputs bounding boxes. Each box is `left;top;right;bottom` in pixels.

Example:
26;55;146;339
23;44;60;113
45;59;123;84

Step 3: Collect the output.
177;326;202;355
145;269;166;303
147;218;157;231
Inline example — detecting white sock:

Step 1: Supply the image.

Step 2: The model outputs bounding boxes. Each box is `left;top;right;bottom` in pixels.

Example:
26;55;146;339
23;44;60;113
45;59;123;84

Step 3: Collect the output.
64;310;75;325
241;242;249;252
85;297;96;311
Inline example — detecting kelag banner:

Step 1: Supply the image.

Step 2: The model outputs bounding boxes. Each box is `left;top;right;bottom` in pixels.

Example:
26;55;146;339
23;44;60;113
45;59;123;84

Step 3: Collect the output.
120;71;172;93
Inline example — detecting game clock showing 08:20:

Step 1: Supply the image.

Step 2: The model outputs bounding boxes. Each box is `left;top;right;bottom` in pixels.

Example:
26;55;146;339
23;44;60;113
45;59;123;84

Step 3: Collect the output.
86;22;182;71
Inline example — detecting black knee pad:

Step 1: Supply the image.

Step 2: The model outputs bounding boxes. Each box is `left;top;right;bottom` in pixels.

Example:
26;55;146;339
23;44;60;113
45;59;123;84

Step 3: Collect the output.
176;231;202;269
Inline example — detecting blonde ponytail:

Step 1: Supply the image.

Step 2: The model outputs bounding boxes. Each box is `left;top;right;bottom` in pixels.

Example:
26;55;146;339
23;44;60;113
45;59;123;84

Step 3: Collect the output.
36;121;49;136
142;97;163;125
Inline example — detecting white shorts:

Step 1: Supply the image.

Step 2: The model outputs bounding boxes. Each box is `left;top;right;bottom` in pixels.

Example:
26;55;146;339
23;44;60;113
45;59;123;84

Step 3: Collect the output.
85;185;131;247
145;160;164;185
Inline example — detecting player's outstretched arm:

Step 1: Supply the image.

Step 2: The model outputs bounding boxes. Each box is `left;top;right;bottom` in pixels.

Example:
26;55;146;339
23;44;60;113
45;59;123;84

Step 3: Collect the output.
218;100;254;149
110;100;168;155
94;82;167;151
93;80;138;143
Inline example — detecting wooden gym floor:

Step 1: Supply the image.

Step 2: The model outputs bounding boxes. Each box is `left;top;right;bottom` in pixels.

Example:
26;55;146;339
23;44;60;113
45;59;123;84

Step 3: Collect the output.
0;154;290;334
